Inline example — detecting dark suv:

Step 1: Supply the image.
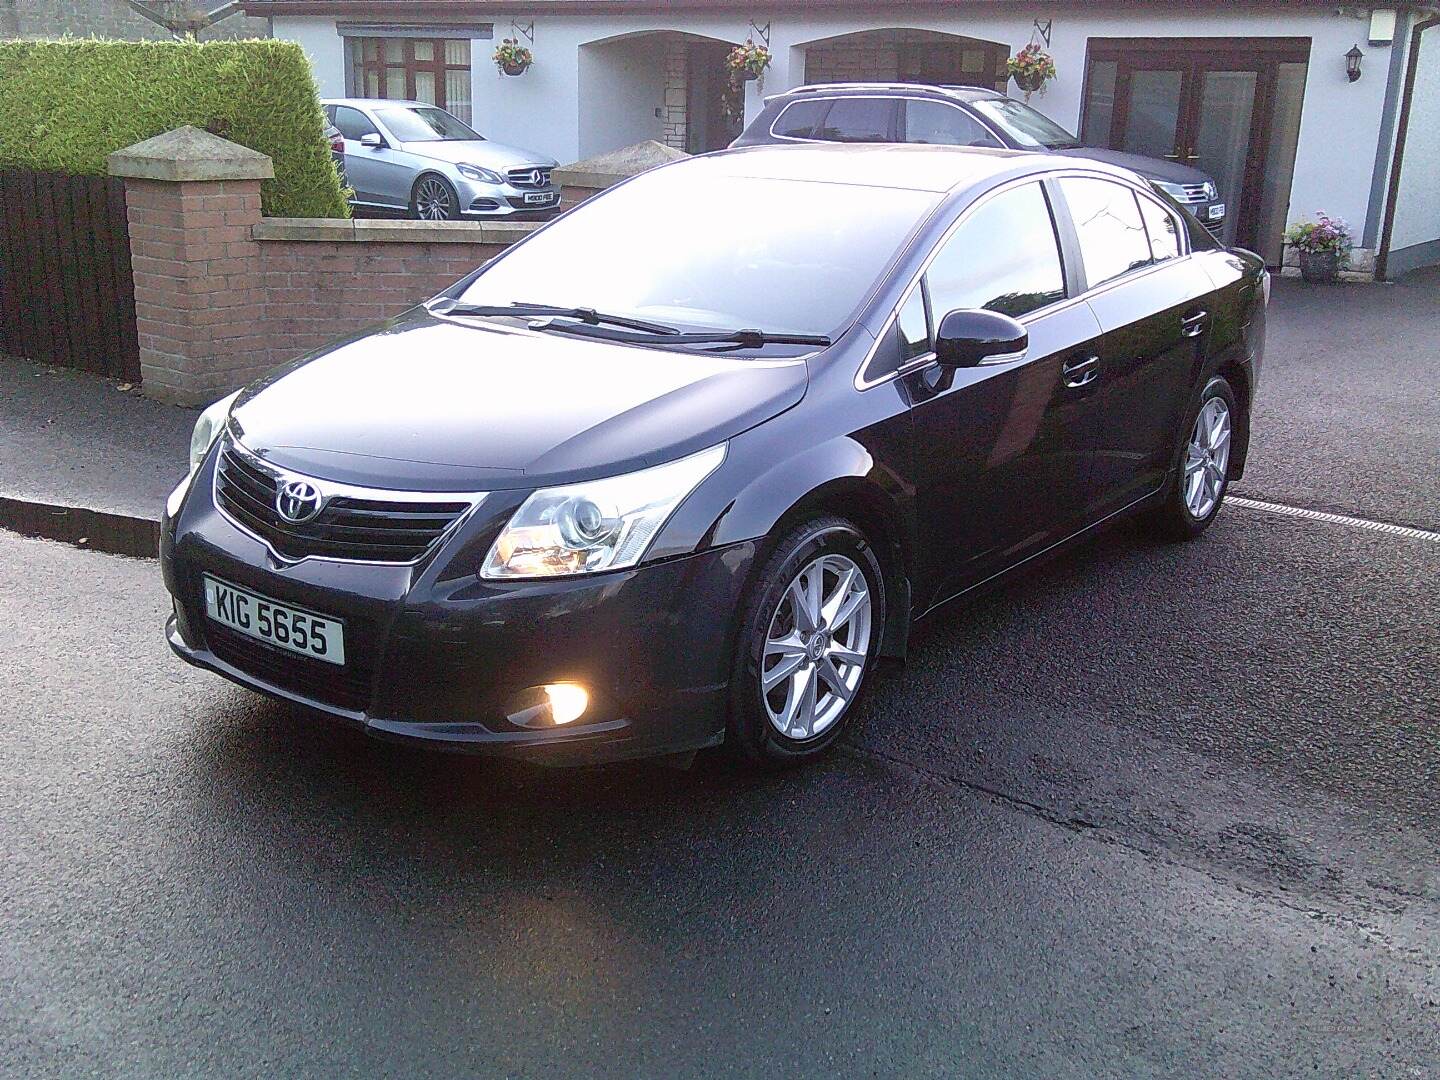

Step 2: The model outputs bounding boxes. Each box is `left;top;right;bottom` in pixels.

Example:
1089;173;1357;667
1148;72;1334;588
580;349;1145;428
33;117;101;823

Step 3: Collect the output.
734;83;1227;237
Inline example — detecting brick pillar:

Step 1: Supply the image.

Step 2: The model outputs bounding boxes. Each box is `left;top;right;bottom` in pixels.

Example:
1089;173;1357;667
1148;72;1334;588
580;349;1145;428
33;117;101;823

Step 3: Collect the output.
108;126;273;406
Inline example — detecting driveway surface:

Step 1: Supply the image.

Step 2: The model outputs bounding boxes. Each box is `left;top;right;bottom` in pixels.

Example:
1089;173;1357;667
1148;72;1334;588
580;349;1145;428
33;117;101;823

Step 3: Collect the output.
3;276;1438;1078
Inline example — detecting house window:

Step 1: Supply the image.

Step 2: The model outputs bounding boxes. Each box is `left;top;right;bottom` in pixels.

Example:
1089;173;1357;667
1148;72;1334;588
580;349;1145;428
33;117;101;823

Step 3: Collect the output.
348;38;472;124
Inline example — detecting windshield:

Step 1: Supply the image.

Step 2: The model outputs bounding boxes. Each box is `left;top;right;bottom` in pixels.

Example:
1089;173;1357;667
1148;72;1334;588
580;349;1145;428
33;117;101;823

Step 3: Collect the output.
378;107;482;143
458;170;939;338
969;98;1080;150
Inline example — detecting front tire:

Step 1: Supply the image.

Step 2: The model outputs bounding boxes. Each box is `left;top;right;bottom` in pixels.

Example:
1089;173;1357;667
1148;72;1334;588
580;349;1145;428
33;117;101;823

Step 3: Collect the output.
410;174;460;220
1146;375;1237;540
727;515;884;767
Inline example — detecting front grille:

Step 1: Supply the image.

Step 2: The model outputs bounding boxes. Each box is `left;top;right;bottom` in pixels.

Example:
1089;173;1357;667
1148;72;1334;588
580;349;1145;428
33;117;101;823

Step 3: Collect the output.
507;165;553;189
214;442;474;564
1172;183;1211;205
206;621;373;712
1203;219;1224;237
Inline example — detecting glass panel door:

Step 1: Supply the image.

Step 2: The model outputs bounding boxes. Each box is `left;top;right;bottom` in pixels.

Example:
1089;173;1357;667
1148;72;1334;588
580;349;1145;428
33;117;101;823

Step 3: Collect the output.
1121;68;1184;159
1255;61;1307;264
1193;69;1259;246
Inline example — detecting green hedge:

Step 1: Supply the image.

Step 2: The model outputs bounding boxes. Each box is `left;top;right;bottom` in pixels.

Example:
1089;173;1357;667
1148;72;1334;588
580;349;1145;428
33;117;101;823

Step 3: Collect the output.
0;39;348;218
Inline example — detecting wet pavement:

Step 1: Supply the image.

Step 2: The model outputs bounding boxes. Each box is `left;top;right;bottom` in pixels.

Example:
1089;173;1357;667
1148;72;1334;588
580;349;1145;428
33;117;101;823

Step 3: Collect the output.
2;274;1438;1077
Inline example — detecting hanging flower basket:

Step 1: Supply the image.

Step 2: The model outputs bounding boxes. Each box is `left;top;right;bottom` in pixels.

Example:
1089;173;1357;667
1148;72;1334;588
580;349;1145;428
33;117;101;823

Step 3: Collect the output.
726;39;771;89
1007;44;1056;96
494;38;533;77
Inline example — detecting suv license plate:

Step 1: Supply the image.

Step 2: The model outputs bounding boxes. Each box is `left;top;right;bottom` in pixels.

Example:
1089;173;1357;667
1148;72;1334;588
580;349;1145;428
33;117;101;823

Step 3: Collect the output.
1208;203;1226;220
204;575;345;665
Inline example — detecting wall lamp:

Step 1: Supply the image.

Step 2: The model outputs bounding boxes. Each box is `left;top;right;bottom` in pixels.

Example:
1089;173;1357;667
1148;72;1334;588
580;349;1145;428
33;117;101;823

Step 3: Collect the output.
1346;44;1364;82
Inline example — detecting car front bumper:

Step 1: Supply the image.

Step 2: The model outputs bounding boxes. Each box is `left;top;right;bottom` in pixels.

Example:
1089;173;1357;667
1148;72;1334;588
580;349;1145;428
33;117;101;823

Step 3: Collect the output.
455;176;561;217
161;457;754;765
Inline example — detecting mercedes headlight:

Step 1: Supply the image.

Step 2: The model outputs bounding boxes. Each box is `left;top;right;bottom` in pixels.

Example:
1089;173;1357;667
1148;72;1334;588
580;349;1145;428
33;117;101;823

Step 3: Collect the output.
481;444;726;579
457;163;504;184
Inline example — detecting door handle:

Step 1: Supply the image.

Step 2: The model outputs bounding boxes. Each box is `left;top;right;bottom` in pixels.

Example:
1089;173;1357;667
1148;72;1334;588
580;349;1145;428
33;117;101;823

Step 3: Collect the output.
1181;310;1208;338
1062;356;1100;388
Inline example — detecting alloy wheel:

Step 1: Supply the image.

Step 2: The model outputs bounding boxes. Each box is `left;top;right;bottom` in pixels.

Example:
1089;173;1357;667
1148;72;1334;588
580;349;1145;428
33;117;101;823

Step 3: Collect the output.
761;553;872;741
415;178;454;220
1184;396;1232;519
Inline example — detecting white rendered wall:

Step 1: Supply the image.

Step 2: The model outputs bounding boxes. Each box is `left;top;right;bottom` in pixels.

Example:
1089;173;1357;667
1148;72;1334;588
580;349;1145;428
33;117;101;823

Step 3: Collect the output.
1390;24;1440;253
274;7;1392;237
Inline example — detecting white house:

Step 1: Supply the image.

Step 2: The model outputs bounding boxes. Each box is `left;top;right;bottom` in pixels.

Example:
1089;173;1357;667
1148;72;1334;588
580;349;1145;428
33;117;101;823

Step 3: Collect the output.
244;0;1439;278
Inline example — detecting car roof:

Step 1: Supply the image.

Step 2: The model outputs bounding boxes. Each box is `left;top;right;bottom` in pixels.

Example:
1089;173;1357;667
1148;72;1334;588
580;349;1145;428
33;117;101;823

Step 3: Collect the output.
321;97;429;109
770;82;1008;104
674;142;1117;195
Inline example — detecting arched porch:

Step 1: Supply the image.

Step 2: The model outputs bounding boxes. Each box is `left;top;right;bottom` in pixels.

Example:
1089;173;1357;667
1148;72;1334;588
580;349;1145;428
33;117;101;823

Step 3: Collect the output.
577;30;744;158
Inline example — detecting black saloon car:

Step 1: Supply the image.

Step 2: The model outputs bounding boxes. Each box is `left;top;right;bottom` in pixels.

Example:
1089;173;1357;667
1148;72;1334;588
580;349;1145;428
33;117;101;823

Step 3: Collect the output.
162;144;1267;767
733;83;1229;238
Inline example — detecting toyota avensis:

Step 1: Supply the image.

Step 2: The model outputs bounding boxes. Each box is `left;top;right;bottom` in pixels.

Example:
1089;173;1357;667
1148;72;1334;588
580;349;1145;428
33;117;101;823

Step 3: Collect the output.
161;144;1267;767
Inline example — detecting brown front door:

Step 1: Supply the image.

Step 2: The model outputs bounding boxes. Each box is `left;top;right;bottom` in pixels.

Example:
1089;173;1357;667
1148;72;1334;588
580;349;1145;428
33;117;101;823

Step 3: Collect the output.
1081;39;1310;263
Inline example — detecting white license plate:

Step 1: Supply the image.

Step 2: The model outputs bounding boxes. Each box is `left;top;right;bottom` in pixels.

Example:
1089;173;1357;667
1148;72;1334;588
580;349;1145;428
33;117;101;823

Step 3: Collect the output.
523;192;556;205
1208;203;1226;220
204;575;345;666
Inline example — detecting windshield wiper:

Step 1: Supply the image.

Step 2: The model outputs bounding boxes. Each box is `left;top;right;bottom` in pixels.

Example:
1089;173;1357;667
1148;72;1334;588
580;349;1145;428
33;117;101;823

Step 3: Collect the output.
430;300;681;336
537;323;833;348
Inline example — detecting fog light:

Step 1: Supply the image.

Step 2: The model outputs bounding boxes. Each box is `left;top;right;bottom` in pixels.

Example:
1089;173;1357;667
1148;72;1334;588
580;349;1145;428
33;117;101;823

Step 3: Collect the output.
505;683;589;729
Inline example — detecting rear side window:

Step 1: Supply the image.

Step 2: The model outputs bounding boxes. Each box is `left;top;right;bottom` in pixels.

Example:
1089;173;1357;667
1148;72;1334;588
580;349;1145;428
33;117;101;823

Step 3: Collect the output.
1137;193;1183;262
901;100;999;147
332;105;379;141
1059;176;1153;287
772;99;828;140
815;98;894;143
925;182;1066;320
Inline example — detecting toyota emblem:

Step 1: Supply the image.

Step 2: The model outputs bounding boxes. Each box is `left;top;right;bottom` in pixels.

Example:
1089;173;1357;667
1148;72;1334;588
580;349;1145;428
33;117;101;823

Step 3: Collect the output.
276;479;324;524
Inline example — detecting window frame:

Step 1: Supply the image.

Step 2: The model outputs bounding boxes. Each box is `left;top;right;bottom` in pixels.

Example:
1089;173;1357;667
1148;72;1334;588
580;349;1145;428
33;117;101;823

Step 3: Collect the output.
346;36;471;119
856;168;1194;391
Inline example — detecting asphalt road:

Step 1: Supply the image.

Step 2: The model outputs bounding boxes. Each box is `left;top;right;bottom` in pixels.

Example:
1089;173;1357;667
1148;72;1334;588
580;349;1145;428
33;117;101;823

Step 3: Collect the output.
3;277;1439;1078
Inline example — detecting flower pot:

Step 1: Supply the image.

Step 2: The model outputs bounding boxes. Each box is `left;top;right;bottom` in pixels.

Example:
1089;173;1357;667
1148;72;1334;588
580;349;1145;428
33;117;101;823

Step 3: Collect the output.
738;68;758;82
1299;250;1340;283
501;60;529;77
1013;69;1047;93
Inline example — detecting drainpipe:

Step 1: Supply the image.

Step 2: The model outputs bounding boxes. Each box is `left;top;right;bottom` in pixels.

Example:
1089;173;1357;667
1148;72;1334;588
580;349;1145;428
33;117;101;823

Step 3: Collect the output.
1362;9;1415;255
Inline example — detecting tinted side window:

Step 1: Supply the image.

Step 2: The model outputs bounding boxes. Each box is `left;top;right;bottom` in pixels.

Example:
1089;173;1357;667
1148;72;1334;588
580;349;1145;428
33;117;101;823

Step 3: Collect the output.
816;98;894;143
773;99;827;139
1137;193;1182;262
333;105;379;141
1060;177;1153;287
926;183;1066;320
902;100;998;147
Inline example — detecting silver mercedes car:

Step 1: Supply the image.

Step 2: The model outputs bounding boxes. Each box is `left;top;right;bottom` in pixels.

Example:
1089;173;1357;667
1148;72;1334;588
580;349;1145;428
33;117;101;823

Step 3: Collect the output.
322;98;561;220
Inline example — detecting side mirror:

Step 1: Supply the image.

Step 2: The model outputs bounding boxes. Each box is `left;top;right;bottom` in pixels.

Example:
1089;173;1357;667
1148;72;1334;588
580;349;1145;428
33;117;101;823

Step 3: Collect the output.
934;308;1028;368
359;132;384;149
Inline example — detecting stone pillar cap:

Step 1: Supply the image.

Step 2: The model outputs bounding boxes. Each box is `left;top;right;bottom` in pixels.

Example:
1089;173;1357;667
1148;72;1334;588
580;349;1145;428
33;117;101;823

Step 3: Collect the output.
108;125;274;182
553;140;688;189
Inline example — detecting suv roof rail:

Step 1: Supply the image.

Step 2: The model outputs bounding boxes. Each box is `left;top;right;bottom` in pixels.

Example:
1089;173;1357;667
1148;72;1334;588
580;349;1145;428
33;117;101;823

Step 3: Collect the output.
784;82;940;95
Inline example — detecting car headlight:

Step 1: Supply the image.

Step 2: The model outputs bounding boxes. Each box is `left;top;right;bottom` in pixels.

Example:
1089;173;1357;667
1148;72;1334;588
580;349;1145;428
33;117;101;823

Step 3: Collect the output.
189;391;240;473
481;444;726;579
457;163;504;184
168;390;240;519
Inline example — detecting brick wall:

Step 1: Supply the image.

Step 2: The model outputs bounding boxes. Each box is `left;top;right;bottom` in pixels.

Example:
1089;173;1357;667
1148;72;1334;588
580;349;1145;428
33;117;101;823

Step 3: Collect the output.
122;172;531;403
803;30;1008;91
6;0;270;39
